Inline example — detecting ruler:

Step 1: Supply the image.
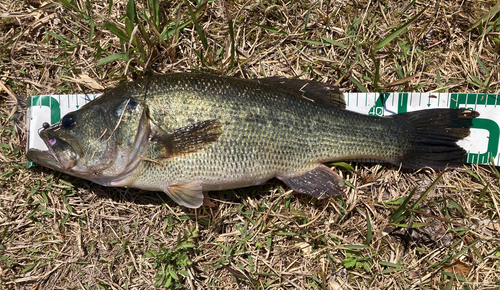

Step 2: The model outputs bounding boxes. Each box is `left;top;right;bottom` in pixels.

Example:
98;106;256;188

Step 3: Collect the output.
26;92;500;167
345;92;500;165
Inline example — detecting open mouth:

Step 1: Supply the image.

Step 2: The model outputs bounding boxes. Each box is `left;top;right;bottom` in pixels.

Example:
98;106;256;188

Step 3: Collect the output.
40;131;78;170
48;136;57;147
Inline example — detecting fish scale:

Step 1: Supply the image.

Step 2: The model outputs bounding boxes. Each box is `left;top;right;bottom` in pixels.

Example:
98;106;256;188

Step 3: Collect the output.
27;73;477;208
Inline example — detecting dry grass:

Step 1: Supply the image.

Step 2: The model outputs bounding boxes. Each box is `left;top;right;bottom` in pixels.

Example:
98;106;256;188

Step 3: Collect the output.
1;0;500;289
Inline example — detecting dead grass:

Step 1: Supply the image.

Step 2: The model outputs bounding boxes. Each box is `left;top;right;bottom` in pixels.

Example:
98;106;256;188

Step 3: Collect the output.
1;0;500;289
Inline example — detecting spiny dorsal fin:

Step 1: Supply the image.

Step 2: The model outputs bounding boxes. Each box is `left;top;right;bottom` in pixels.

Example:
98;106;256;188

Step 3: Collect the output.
151;119;222;159
257;77;345;109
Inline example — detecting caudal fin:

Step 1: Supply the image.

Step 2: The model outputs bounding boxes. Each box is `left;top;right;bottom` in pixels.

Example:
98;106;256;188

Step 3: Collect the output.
392;109;478;169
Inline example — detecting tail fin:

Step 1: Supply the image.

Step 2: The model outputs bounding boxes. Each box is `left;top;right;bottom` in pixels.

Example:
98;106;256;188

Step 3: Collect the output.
392;109;478;169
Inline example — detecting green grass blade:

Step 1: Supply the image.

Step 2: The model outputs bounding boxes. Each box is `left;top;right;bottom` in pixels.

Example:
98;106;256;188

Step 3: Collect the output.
379;261;404;268
88;18;94;43
147;0;160;28
222;265;259;286
465;168;483;184
332;162;354;173
21;263;38;274
46;31;73;46
103;22;129;43
374;6;427;52
108;0;113;15
124;17;133;40
255;24;288;35
185;0;208;50
126;0;137;24
373;54;381;90
259;52;266;77
400;0;416;14
321;36;346;48
447;199;465;216
466;76;482;88
392;222;430;228
343;245;371;250
474;53;490;77
304;5;312;35
490;155;500;180
162;20;191;39
432;239;481;268
443;275;454;290
365;213;372;245
410;170;445;210
58;0;73;10
390;187;416;223
223;2;235;72
350;76;368;92
97;53;129;66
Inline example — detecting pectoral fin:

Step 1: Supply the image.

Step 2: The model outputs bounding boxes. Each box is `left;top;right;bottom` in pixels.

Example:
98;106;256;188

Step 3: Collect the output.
152;119;222;158
165;182;204;208
277;164;345;199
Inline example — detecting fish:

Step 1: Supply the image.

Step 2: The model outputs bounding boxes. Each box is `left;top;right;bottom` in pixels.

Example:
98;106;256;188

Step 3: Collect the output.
26;73;478;208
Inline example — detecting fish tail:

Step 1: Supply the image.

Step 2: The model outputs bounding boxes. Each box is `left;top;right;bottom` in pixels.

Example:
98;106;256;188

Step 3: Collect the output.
392;108;478;169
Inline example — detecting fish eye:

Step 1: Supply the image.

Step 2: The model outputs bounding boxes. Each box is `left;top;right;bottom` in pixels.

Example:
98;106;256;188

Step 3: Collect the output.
127;99;138;110
61;113;76;129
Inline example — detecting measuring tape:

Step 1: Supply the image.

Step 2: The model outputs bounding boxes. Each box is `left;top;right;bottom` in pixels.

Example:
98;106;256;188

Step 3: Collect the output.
345;92;499;165
26;92;500;167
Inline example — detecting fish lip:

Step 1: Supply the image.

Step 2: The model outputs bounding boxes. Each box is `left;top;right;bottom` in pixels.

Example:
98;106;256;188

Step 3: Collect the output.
38;128;78;170
26;148;62;171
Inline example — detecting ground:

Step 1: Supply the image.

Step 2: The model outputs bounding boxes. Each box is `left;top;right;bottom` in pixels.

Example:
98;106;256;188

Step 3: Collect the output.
1;0;500;289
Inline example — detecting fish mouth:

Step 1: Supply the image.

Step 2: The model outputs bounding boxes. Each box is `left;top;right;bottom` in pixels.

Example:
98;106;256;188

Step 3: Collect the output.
38;130;79;170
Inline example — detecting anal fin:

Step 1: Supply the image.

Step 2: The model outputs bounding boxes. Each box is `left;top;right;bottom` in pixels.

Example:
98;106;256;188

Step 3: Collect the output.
277;164;345;199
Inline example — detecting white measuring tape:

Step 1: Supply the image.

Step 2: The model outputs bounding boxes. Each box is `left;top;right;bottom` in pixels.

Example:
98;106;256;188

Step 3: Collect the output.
26;92;500;167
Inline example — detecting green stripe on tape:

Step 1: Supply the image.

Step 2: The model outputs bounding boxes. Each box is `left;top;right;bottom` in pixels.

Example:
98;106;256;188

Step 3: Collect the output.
28;96;61;124
470;118;500;163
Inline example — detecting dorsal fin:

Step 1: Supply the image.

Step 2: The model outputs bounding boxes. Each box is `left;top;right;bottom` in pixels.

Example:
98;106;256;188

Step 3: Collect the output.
257;77;346;109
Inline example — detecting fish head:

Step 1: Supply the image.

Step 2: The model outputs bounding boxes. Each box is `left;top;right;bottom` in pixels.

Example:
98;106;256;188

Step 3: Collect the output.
27;96;150;185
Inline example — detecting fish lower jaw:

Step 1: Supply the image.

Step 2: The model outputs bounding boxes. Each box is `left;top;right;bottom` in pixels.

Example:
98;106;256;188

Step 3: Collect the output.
87;159;144;187
85;169;141;187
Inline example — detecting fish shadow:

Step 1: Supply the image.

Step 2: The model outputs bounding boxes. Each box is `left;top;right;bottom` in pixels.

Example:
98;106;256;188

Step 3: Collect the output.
31;161;426;214
30;165;285;210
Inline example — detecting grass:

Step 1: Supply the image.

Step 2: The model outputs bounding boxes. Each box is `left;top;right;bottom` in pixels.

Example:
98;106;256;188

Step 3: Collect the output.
1;0;500;289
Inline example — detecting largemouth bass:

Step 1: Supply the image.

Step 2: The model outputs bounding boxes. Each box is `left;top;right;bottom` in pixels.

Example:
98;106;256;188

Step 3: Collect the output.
27;73;478;208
